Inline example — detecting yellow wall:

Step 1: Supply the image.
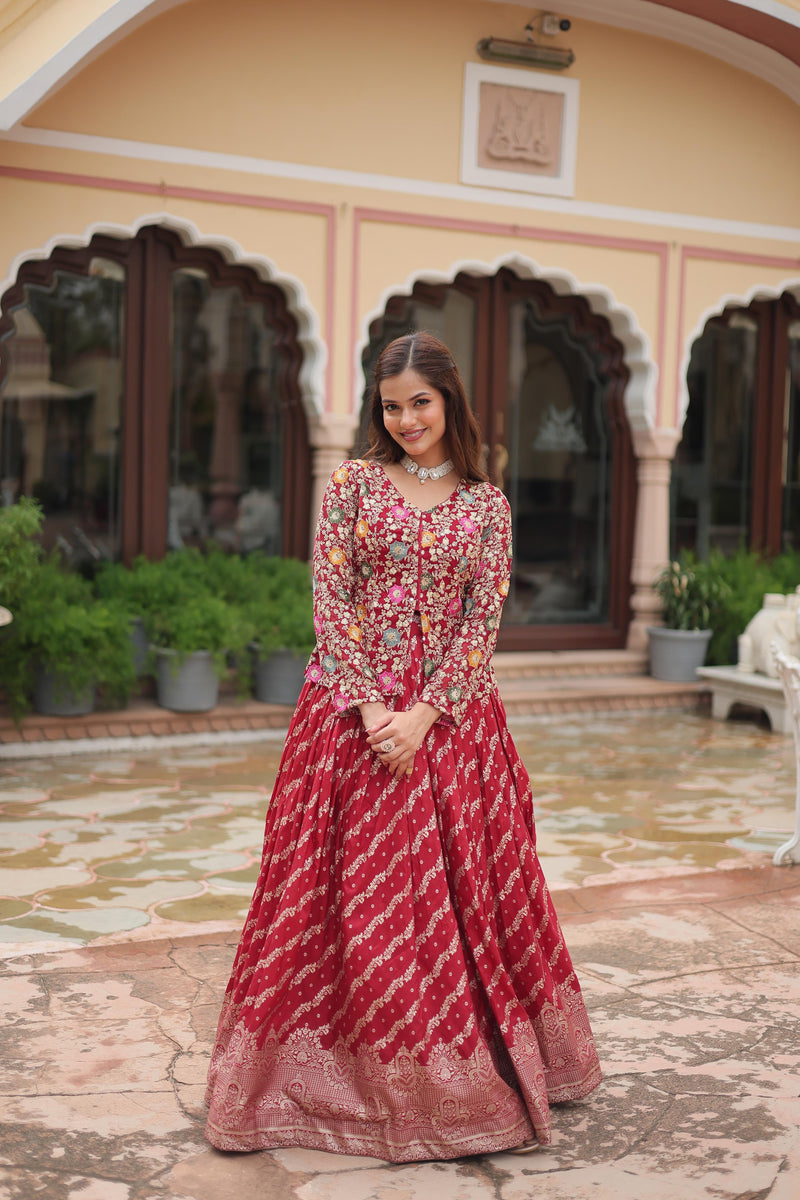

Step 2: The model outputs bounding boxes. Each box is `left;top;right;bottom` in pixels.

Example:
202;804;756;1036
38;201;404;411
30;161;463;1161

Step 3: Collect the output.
23;0;800;229
0;0;798;433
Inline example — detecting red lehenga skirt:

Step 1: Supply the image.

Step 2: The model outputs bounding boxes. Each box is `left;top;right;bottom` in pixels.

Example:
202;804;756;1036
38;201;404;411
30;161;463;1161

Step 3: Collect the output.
204;625;601;1161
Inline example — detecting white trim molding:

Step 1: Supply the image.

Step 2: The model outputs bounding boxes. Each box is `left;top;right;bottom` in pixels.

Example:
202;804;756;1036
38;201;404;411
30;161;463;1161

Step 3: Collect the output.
4;125;799;245
354;252;659;433
0;211;328;419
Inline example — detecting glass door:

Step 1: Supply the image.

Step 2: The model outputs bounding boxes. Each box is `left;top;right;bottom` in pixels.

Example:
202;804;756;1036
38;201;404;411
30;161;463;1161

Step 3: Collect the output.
361;271;635;650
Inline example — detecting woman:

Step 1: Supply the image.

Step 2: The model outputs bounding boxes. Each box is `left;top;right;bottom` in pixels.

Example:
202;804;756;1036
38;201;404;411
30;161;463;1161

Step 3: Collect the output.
205;333;601;1161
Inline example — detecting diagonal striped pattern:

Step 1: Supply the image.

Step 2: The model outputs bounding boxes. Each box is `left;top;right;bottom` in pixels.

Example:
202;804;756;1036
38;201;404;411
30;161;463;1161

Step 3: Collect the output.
205;627;601;1161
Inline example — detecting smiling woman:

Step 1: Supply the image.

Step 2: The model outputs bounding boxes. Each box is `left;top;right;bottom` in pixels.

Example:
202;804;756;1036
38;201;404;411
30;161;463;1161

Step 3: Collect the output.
204;333;602;1162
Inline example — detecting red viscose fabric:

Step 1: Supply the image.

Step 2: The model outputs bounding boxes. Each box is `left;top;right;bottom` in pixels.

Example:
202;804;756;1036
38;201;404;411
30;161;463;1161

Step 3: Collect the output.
205;621;601;1160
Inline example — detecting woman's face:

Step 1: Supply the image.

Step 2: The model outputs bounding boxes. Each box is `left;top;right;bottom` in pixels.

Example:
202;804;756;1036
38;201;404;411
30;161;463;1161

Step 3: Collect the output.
379;369;449;466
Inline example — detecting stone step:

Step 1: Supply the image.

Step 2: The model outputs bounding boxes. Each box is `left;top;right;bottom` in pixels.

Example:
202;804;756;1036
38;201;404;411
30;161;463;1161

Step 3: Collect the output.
496;672;708;717
0;664;709;755
492;649;648;680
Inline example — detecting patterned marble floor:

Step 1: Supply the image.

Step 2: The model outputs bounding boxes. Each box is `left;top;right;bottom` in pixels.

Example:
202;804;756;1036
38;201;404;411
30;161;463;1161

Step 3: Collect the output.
0;711;796;951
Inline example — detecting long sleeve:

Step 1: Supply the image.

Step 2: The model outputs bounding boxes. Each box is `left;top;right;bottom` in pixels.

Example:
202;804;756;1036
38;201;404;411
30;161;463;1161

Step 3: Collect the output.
306;463;385;712
421;490;512;726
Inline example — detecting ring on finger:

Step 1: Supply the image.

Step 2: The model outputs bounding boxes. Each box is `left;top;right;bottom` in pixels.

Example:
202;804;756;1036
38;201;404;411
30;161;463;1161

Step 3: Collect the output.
380;739;395;754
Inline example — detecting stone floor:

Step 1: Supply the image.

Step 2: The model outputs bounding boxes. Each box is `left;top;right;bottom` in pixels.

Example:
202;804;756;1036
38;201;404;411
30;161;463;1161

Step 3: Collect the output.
1;711;800;1199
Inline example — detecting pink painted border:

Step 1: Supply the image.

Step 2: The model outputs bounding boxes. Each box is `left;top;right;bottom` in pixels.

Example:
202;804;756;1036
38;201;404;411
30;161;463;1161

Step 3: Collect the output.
351;206;670;424
673;243;800;421
0;162;337;409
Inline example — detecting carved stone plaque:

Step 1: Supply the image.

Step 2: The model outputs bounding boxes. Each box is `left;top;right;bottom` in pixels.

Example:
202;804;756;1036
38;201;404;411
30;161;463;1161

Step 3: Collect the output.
477;83;564;179
461;63;579;198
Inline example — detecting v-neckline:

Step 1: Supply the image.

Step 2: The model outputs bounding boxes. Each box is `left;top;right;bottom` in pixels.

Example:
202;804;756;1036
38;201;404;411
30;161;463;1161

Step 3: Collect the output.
376;464;463;514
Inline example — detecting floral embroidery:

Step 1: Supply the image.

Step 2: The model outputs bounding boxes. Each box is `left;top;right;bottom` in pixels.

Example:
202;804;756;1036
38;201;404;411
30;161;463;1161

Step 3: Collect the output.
333;693;349;712
306;663;323;682
306;459;512;724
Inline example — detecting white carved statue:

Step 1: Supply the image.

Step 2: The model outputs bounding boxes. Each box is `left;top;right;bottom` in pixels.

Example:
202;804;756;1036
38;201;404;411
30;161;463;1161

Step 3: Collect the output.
738;589;800;677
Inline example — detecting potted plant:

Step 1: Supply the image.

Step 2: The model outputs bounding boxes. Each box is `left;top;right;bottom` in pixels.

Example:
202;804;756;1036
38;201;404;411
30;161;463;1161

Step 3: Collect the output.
148;592;250;712
2;557;136;719
649;556;729;682
241;558;314;705
0;497;44;635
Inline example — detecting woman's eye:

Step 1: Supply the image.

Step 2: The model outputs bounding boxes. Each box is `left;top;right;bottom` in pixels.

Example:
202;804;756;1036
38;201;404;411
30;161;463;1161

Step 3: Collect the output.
414;398;429;407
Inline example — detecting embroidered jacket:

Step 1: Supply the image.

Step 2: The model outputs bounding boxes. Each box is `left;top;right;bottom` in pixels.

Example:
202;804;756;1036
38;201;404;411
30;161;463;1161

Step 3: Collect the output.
305;459;512;726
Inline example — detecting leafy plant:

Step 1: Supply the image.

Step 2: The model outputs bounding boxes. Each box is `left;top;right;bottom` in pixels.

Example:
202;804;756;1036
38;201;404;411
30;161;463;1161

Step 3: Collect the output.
655;554;730;632
148;592;251;679
704;546;800;665
1;558;135;721
0;498;44;611
240;558;314;656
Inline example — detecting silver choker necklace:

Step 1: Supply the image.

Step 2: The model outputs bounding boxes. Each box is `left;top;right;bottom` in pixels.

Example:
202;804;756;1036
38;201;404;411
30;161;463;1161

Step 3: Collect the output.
400;454;455;484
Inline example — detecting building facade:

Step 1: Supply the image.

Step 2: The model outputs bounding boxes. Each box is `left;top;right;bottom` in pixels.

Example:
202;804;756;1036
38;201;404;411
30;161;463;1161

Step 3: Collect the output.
0;0;798;653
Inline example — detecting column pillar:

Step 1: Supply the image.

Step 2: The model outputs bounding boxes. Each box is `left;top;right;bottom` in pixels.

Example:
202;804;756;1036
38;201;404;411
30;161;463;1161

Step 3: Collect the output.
307;412;360;553
627;427;682;651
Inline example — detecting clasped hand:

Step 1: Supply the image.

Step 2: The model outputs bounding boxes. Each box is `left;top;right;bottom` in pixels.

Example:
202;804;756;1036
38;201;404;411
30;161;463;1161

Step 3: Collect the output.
360;701;441;777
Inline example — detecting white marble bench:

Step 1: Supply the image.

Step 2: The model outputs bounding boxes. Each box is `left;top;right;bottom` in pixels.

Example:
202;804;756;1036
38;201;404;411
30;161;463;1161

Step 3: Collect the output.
696;665;791;734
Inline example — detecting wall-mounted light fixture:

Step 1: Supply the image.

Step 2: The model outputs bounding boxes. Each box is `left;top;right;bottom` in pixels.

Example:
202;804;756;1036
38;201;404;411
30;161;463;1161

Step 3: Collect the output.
477;13;575;71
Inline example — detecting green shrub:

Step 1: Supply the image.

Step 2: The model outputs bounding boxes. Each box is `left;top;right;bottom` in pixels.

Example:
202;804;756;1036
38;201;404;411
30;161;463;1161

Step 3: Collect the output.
0;498;44;611
705;546;800;665
655;554;730;632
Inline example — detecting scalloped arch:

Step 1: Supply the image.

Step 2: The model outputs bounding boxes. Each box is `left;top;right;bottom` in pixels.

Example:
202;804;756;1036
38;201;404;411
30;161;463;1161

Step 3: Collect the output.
355;252;658;432
677;277;800;431
0;211;327;418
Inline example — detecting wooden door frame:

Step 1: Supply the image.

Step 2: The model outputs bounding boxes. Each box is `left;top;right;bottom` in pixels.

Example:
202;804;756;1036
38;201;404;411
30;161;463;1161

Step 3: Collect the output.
359;270;637;650
0;227;311;564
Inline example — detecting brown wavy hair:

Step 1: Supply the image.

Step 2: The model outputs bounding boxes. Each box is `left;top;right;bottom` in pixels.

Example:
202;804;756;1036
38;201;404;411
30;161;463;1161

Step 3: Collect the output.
366;333;488;483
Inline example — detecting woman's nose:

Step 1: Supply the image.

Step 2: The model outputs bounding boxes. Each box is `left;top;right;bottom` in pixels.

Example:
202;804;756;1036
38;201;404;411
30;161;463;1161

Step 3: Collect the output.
399;408;414;427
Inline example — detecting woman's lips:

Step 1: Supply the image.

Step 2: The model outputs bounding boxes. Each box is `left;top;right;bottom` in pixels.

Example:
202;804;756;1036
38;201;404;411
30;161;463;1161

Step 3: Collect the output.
401;430;425;441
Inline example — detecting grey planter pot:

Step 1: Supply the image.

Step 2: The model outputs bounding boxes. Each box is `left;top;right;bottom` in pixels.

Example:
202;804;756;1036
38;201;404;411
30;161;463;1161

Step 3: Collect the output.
129;616;149;676
33;666;96;716
155;649;219;712
648;626;712;682
252;647;306;706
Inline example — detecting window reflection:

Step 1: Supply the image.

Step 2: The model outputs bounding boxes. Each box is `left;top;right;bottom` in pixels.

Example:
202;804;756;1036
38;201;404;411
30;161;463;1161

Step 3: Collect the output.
672;317;757;556
168;269;285;555
503;298;611;625
0;259;124;561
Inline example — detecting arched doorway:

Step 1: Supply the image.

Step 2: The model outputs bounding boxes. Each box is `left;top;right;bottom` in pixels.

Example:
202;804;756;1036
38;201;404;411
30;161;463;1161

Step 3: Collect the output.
360;268;636;651
673;291;800;557
0;225;310;563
